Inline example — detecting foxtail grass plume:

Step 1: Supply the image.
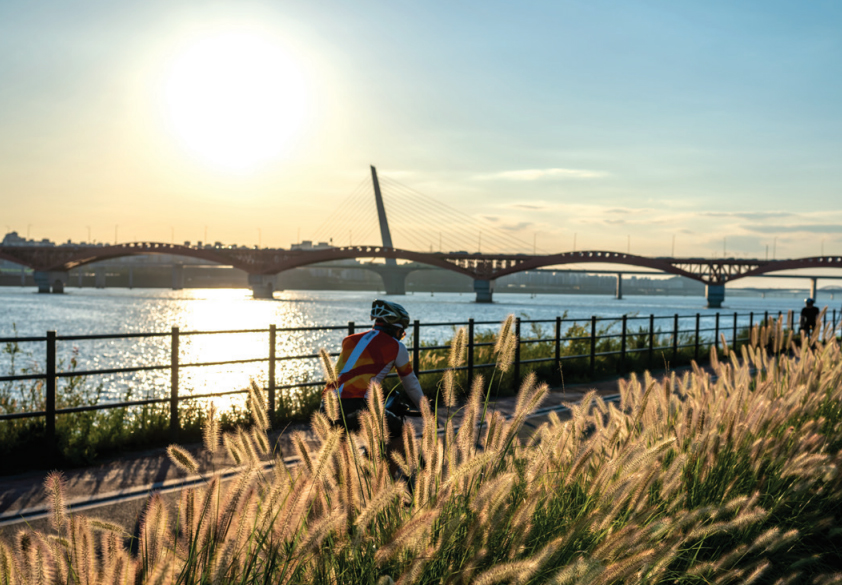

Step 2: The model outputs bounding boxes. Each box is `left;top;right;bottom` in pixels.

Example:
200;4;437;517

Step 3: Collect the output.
203;401;220;453
493;314;514;354
448;327;467;368
323;386;340;420
167;444;199;474
319;347;337;386
442;370;456;408
248;380;270;431
496;326;517;374
44;471;67;532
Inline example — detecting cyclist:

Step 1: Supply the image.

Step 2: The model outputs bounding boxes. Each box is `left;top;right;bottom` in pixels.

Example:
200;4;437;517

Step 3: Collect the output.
800;297;820;338
322;300;427;468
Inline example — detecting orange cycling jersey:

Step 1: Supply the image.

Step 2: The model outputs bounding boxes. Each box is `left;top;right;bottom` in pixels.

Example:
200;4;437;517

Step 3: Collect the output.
325;328;423;405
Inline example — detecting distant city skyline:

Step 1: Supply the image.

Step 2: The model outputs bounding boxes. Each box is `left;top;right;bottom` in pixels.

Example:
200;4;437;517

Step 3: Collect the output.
2;1;841;259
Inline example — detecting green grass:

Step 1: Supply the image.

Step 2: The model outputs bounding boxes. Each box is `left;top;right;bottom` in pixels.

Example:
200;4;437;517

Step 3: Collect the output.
3;314;842;583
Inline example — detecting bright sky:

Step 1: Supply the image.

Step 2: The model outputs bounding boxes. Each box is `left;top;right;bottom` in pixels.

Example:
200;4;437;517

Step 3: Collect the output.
2;0;841;260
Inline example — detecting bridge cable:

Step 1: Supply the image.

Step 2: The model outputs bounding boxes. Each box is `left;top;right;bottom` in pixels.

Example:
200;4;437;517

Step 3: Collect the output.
380;177;547;254
310;177;371;243
382;182;527;254
310;176;374;244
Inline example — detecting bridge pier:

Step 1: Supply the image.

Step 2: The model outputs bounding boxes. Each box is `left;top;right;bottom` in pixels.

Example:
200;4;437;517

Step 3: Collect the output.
474;279;495;303
34;271;68;293
128;267;133;289
809;277;817;300
615;273;623;300
249;274;275;299
172;263;184;290
95;267;106;289
379;270;407;295
34;271;50;293
706;284;725;309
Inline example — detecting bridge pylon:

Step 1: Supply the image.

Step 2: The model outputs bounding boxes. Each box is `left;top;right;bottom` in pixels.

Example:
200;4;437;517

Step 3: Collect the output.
371;165;406;295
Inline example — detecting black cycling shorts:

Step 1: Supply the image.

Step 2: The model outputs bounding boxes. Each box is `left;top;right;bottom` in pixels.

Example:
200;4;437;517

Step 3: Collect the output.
321;398;405;442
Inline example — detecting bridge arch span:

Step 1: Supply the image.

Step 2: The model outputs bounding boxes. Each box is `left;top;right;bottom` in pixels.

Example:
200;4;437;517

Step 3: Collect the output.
485;251;701;282
258;246;478;277
735;256;842;280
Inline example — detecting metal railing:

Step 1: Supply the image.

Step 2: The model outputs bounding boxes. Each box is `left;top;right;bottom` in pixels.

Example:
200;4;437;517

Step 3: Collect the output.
1;308;838;442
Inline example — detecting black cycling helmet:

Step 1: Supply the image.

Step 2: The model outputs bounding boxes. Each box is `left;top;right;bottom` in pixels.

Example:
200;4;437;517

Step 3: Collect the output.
805;298;815;305
371;299;410;330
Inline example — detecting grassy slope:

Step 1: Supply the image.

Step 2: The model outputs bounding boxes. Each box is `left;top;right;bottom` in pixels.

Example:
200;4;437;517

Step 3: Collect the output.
3;316;842;584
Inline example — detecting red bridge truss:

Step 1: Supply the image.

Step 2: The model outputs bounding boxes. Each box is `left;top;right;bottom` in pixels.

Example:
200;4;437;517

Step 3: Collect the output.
2;243;842;285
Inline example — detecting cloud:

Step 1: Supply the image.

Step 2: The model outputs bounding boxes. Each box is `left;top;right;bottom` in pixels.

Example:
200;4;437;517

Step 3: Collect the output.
510;203;548;210
744;224;842;234
700;211;797;220
476;168;607;181
498;221;535;231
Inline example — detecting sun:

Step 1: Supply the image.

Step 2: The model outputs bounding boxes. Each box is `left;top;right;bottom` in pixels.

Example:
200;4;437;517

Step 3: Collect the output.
163;30;309;172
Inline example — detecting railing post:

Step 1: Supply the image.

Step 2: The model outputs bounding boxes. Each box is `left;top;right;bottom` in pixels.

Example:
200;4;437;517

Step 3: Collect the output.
715;312;720;349
672;314;679;364
694;313;700;361
764;310;769;328
171;326;179;439
589;316;597;376
412;320;420;374
749;311;754;335
268;324;276;426
555;316;562;378
620;315;627;372
514;317;521;383
46;331;56;447
467;318;475;387
348;321;355;336
648;314;654;365
733;312;738;349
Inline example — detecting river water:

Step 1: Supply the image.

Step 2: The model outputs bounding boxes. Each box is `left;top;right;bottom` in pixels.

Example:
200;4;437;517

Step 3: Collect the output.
0;287;835;408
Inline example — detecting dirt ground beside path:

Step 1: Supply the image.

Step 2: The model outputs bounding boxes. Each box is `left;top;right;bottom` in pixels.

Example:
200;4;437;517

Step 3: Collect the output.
0;366;691;538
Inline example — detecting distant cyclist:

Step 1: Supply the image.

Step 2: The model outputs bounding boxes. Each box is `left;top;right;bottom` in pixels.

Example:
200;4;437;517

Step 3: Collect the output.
322;300;427;460
800;297;820;338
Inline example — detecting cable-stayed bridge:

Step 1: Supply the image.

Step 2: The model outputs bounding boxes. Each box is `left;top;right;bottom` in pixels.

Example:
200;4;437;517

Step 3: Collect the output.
3;166;842;307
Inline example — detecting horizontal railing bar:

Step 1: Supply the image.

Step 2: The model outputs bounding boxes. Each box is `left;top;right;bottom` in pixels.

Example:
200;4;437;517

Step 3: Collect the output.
0;336;46;343
57;397;171;413
57;332;170;341
55;365;170;377
181;329;268;336
0;373;47;382
275;352;340;362
0;410;47;421
181;357;267;368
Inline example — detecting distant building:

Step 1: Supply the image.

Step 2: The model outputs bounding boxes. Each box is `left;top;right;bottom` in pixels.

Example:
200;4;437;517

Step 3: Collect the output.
291;240;334;251
2;231;54;247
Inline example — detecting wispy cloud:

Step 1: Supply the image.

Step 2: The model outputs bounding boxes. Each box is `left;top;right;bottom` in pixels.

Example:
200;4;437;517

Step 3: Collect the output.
476;168;606;181
498;221;535;231
744;223;842;234
699;211;796;220
510;203;548;210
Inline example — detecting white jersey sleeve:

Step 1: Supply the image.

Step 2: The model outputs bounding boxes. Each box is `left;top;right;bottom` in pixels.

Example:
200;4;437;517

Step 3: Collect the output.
395;342;426;410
